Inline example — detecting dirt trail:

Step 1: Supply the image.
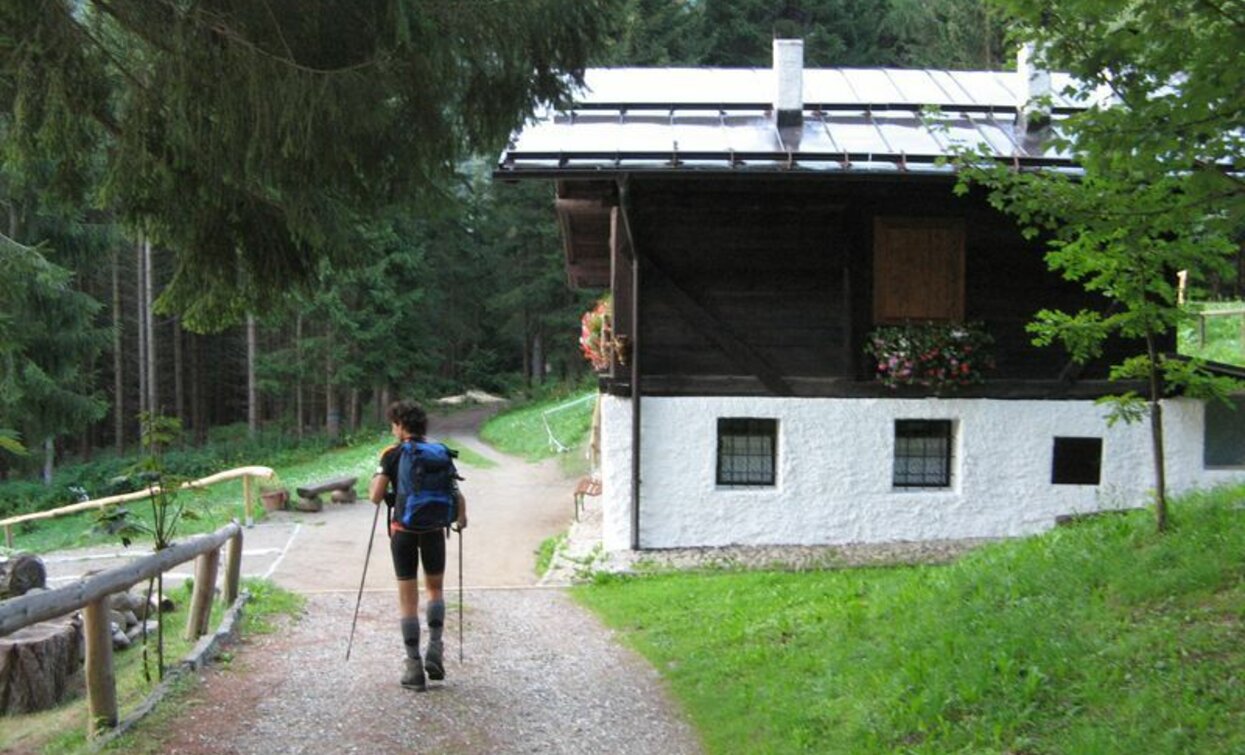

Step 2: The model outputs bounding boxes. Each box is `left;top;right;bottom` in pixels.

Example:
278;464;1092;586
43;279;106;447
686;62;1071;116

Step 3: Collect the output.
272;404;571;592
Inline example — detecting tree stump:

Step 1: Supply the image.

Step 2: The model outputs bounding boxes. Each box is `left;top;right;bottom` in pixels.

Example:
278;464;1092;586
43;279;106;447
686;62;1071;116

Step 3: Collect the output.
0;554;47;599
0;615;84;715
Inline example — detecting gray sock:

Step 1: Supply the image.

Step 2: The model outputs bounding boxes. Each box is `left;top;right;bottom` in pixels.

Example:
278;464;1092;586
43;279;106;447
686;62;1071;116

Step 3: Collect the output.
426;599;445;645
400;616;421;660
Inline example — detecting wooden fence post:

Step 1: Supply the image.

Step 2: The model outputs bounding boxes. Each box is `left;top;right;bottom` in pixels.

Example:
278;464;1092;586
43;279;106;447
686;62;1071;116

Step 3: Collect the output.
3;524;11;549
184;550;220;640
82;598;118;736
223;529;243;605
242;474;254;528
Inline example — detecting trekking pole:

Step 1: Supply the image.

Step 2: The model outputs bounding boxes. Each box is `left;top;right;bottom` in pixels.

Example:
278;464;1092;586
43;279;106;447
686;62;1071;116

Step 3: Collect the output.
345;501;383;661
458;526;464;663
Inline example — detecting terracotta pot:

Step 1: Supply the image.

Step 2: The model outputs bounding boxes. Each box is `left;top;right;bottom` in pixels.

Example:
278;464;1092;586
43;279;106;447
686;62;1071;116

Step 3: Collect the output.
260;489;289;512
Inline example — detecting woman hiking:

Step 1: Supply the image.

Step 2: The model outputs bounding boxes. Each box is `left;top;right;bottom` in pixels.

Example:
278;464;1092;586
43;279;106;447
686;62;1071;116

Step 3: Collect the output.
369;400;468;690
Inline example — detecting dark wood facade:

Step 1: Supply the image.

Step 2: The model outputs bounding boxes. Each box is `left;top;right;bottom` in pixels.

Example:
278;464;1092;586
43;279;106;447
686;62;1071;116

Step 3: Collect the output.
557;174;1157;399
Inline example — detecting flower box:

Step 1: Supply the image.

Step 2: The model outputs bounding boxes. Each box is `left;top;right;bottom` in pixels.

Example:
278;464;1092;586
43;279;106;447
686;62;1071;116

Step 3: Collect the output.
865;321;994;393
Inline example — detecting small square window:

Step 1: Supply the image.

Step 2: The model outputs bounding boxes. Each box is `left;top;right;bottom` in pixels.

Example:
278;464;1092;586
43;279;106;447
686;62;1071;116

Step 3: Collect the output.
894;420;953;488
1205;396;1245;468
717;418;777;486
1052;437;1102;485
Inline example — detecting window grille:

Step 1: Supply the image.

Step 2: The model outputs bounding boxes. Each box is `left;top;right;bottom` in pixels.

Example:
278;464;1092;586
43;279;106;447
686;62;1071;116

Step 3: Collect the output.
716;418;777;486
1205;396;1245;468
1051;437;1103;485
893;420;953;488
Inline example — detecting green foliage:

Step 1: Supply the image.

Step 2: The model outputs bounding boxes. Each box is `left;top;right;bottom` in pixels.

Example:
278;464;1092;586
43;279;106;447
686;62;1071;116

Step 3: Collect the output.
576;484;1245;754
597;0;1006;68
948;0;1245;515
1;0;622;327
0;237;108;468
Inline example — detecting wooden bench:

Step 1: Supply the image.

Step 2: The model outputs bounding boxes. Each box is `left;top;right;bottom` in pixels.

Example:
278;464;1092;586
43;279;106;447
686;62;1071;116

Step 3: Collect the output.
573;476;602;522
294;476;358;512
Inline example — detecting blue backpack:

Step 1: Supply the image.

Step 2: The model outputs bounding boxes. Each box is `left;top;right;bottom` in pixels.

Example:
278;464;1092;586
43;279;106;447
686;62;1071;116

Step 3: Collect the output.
394;440;460;530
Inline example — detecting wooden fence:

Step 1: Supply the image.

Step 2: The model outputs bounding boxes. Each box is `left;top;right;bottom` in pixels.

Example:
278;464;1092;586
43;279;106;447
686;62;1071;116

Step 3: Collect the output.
0;521;243;736
0;466;274;549
1194;306;1245;351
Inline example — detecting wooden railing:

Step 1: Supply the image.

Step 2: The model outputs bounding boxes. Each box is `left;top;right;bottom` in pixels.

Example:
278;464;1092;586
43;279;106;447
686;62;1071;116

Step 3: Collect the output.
0;466;274;548
0;521;244;736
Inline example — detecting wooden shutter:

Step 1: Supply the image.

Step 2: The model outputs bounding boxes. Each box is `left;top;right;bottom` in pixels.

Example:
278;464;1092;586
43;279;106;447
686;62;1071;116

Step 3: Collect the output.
872;217;965;323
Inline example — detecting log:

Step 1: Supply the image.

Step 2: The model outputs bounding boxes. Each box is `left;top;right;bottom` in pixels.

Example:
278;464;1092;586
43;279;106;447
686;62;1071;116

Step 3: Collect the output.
0;615;83;715
0;554;47;599
295;476;357;499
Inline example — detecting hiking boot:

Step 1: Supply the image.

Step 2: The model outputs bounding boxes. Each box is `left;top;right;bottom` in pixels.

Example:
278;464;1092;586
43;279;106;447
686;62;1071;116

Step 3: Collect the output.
424;640;445;681
401;658;426;691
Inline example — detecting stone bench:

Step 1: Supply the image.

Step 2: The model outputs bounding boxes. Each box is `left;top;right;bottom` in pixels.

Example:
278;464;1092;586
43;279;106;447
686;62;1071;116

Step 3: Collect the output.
294;476;358;512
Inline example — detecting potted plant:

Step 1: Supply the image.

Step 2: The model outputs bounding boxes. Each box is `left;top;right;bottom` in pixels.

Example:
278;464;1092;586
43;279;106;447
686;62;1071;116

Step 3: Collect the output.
864;321;994;394
260;485;289;512
579;295;613;371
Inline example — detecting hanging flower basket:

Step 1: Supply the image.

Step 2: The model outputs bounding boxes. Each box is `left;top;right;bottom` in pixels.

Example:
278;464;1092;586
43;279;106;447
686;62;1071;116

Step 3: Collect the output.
865;321;995;393
579;295;613;371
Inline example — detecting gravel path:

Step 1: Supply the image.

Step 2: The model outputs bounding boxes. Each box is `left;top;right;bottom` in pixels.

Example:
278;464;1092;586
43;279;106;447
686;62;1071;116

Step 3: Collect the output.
132;404;703;754
156;590;699;754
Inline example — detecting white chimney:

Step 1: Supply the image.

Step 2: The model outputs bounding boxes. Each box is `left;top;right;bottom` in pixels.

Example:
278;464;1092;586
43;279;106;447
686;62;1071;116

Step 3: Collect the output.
774;38;803;129
1017;43;1051;134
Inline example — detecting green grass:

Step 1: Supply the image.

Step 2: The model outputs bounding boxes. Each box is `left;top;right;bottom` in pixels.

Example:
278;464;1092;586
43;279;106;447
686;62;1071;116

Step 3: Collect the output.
1180;301;1245;366
535;532;568;577
1;578;304;754
479;390;595;461
8;413;500;554
450;444;498;469
575;484;1245;755
6;438;386;554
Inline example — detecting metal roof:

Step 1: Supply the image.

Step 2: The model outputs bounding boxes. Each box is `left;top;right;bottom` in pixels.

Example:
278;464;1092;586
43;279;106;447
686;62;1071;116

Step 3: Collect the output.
498;67;1104;177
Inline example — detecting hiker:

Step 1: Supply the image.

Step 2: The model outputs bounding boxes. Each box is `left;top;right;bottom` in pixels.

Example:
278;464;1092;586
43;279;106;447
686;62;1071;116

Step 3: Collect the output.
368;400;467;691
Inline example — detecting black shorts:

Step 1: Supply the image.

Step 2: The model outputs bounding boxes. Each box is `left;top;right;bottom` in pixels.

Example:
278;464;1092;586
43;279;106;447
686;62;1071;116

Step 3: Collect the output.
389;528;447;581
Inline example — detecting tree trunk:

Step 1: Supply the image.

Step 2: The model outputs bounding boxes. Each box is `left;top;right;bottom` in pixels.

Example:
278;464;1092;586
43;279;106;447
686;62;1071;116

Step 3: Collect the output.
379;385;391;424
144;239;157;416
136;237;147;422
348;388;360;433
531;331;544;385
189;333;204;443
521;315;532;387
325;328;340;441
173;318;185;426
1146;331;1168;532
0;616;83;716
246;313;258;439
295;315;305;441
112;247;124;454
41;437;54;485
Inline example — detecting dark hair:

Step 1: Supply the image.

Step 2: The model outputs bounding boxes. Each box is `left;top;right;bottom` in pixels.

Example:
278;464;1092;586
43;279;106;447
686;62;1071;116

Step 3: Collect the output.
387;401;427;438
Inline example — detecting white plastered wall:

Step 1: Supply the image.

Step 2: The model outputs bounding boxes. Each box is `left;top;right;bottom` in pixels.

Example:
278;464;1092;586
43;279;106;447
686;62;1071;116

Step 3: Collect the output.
598;394;1245;551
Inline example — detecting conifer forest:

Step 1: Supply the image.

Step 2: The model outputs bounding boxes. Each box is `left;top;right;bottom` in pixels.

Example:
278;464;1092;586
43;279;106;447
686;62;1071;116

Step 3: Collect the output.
2;0;1241;488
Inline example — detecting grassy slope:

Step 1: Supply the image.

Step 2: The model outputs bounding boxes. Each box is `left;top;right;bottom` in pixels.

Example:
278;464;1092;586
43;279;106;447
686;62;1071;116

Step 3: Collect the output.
479;390;595;462
576;485;1245;755
10;427;495;554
